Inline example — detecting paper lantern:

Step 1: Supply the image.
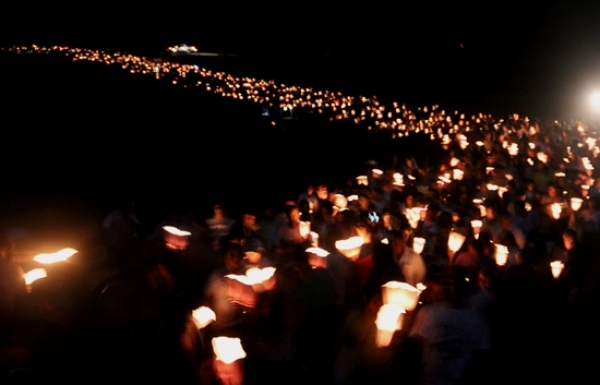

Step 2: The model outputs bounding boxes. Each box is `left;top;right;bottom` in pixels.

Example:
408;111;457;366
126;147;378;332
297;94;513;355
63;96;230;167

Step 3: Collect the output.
550;261;564;279
382;281;420;311
551;203;562;220
192;306;216;329
212;337;246;364
163;226;191;250
375;304;405;347
495;244;508;266
413;237;426;254
356;175;368;186
335;236;364;260
309;231;319;247
570;197;583;211
448;231;466;253
471;220;482;239
299;221;311;238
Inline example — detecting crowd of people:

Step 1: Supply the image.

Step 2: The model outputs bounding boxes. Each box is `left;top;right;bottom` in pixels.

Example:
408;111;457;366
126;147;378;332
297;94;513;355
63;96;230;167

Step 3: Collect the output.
2;44;600;384
0;113;597;384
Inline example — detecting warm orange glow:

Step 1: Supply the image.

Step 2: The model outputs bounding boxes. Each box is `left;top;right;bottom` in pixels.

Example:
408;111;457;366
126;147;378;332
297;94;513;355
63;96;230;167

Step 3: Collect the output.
299;221;311;238
448;231;466;253
24;268;47;285
375;304;405;347
413;237;426;254
192;306;216;329
162;226;191;237
33;248;77;264
550;261;564;279
335;236;364;259
382;281;420;311
551;203;562;220
495;244;508;266
305;247;329;257
571;197;584;211
212;337;246;364
226;267;276;286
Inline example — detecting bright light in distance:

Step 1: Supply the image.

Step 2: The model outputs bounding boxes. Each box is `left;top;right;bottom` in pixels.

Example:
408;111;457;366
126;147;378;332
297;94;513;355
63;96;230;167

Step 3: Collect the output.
592;93;600;109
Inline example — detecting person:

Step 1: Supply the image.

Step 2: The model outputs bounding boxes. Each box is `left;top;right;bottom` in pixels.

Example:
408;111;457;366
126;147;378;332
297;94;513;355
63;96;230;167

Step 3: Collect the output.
391;227;426;287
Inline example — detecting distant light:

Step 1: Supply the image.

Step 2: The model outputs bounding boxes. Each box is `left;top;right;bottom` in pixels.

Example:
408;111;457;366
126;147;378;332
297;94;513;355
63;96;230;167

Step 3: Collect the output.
592;93;600;109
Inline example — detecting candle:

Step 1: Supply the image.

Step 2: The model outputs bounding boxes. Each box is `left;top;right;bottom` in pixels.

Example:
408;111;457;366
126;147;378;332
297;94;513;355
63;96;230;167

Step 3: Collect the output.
550;261;564;279
192;306;216;329
495;244;508;266
382;281;420;311
375;304;406;347
413;237;426;254
448;231;466;253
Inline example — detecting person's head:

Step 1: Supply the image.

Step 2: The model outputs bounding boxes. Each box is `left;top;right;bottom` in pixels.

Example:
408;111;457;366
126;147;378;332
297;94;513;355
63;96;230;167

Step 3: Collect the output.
285;204;300;224
224;243;244;273
563;228;577;251
244;237;265;265
242;211;256;229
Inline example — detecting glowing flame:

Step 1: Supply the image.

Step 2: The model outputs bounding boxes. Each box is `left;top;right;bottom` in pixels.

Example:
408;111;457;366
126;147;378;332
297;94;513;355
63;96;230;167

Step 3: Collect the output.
356;175;368;186
495;244;508;266
375;304;405;347
299;221;311;238
192;306;216;329
24;268;47;285
452;169;464;180
212;337;246;364
162;226;191;237
448;231;466;253
571;197;584;211
382;281;420;311
551;203;562;220
413;237;426;254
305;247;329;257
335;236;364;259
33;248;77;264
550;261;564;279
226;267;276;286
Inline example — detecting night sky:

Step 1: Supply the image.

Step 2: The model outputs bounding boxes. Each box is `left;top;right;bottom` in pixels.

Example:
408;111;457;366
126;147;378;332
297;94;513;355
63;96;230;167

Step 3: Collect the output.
3;1;600;118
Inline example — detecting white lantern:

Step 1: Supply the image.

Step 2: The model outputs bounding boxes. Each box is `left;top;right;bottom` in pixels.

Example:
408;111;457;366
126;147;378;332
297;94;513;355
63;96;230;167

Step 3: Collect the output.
413;237;426;254
495;244;509;266
375;304;406;347
192;306;216;329
356;175;368;186
570;197;584;211
212;337;246;364
299;221;311;238
382;281;420;311
162;226;191;250
334;194;348;209
471;220;482;239
335;236;364;260
448;231;466;253
551;203;562;220
550;261;564;279
452;169;464;180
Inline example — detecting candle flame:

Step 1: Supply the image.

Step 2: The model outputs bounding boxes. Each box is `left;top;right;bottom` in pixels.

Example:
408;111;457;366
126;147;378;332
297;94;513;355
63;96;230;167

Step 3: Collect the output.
212;337;246;364
192;306;216;329
24;268;47;285
33;248;77;264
